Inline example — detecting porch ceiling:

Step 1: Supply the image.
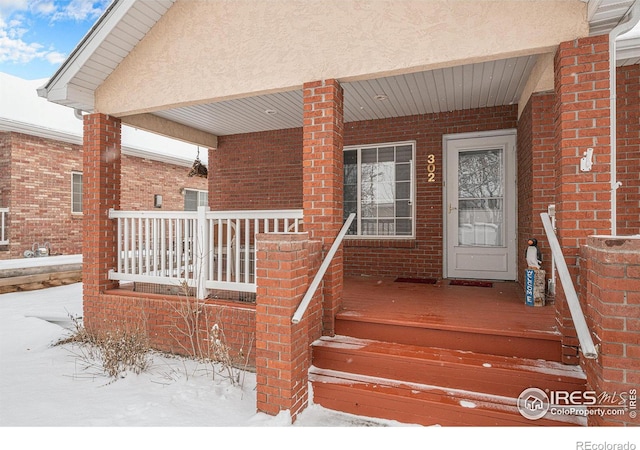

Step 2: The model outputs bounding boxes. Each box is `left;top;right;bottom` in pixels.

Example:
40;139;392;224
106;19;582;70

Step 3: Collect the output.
39;0;640;141
152;55;539;137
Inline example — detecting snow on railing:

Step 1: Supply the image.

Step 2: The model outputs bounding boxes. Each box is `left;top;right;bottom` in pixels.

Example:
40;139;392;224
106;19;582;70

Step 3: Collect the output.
108;207;304;299
0;208;8;245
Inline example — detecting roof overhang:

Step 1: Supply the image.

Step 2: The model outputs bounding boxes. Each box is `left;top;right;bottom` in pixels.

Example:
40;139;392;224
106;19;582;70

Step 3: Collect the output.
37;0;640;142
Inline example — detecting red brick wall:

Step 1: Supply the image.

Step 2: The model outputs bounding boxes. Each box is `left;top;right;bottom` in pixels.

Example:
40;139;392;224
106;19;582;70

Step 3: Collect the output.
210;106;518;280
554;35;612;364
303;79;345;334
0;133;10;207
255;233;323;419
343;107;518;279
616;64;640;236
88;291;257;368
0;132;12;253
0;131;207;260
517;93;556;287
0;131;83;259
580;236;640;426
210;128;303;211
120;154;208;211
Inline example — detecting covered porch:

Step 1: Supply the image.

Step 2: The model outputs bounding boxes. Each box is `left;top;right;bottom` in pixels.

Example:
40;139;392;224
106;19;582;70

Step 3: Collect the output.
311;276;587;426
37;0;640;426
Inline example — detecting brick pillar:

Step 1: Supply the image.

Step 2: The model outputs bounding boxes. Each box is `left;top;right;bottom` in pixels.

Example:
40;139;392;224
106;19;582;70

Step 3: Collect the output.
581;237;640;426
517;92;557;288
82;113;121;331
615;64;640;236
554;35;611;364
255;233;312;422
302;79;344;335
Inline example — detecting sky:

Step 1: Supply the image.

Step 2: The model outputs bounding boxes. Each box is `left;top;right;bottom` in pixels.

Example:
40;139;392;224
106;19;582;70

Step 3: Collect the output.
0;0;110;80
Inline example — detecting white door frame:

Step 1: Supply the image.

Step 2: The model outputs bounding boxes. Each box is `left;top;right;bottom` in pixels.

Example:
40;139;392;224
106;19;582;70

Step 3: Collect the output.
442;129;517;280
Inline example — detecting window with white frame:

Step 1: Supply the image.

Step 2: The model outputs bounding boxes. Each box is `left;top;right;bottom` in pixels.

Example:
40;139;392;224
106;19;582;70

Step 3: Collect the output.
344;141;415;238
71;172;83;214
184;189;208;211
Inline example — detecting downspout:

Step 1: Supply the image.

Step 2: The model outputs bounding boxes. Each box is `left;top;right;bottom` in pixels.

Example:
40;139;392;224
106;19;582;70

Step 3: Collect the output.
608;1;640;235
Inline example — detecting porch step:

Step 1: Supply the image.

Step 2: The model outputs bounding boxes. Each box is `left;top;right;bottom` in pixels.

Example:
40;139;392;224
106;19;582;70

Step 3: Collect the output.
309;368;585;427
310;335;587;427
335;311;563;362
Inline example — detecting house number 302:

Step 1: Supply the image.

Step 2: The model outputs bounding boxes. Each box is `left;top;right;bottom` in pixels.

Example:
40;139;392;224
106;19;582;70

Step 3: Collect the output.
427;154;436;182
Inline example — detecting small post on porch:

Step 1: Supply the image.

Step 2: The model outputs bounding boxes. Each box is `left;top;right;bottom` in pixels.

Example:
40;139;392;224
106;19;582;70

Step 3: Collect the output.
82;113;122;332
195;205;210;300
302;79;344;335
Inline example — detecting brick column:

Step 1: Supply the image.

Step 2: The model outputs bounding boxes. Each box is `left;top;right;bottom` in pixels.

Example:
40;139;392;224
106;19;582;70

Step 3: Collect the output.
302;79;344;335
517;92;556;286
581;237;640;426
615;64;640;236
82;113;121;331
255;233;312;422
554;35;611;363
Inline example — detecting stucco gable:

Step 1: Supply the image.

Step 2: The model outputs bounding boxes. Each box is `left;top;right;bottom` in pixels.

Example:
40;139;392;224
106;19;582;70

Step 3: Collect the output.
96;0;589;116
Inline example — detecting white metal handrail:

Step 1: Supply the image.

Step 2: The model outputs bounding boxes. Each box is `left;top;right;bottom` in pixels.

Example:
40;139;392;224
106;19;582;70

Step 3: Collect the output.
292;213;356;324
108;207;304;298
540;212;598;359
0;208;8;245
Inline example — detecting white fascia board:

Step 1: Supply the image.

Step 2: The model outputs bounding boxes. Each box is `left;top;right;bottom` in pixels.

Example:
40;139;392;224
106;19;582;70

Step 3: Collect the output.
587;0;604;22
0;118;194;168
617;36;640;61
0;118;83;145
37;0;138;110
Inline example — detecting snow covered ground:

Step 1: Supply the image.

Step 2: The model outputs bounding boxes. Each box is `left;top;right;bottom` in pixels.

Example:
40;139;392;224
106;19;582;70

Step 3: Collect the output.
0;283;633;449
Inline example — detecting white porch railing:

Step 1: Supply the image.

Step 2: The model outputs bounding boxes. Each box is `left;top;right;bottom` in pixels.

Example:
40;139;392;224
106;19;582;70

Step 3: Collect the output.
540;210;598;359
108;207;304;299
0;208;8;245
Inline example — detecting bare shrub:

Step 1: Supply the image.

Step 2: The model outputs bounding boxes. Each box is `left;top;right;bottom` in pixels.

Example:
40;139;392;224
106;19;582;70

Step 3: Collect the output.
167;281;253;386
57;315;151;379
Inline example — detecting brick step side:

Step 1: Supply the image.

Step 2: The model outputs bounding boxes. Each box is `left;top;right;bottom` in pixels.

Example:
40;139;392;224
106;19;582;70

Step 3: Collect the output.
309;368;586;427
313;335;585;399
335;316;563;362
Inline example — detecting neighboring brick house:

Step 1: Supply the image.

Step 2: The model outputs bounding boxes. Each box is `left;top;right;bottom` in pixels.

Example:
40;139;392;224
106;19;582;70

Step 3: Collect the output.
0;73;208;260
37;0;640;426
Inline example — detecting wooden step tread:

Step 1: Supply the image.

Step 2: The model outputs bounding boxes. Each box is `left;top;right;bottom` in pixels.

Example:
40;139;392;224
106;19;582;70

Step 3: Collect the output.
312;335;585;399
336;310;561;341
334;317;564;361
314;335;584;379
310;367;586;427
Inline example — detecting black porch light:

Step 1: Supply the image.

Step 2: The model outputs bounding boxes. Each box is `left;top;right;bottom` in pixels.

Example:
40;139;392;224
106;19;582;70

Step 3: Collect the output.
188;147;208;178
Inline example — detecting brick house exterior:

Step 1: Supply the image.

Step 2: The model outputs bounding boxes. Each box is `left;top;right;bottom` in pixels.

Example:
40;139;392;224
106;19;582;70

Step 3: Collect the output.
0;130;207;260
37;0;640;426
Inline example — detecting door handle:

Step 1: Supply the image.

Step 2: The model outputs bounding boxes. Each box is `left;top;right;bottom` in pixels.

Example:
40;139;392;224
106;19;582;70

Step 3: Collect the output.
448;203;458;214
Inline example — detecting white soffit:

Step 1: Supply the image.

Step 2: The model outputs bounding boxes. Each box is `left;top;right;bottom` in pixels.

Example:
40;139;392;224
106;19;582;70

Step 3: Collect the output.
150;55;538;136
41;0;639;138
587;0;636;35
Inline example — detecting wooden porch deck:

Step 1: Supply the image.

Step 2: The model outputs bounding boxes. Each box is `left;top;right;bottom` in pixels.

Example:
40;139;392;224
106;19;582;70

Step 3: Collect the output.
309;277;586;426
340;276;559;346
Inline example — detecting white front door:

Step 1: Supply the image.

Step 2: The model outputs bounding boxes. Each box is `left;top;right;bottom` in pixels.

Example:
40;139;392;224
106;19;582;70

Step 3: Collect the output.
444;131;517;280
